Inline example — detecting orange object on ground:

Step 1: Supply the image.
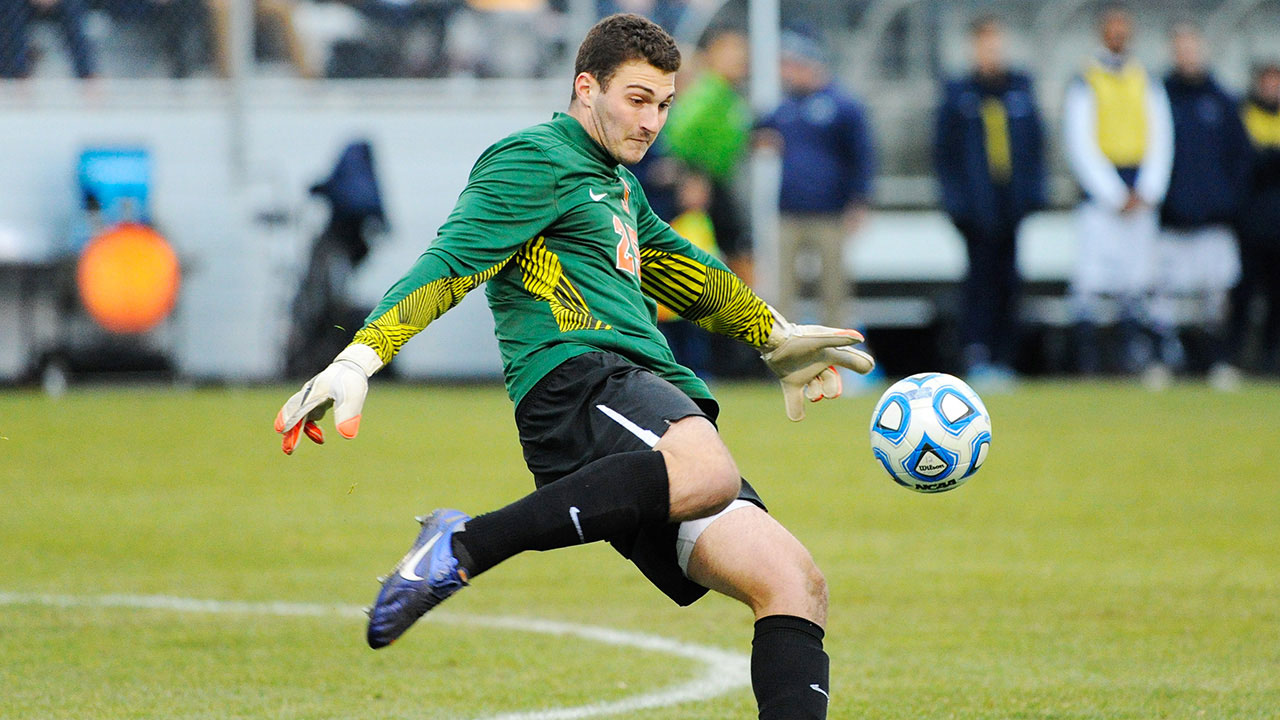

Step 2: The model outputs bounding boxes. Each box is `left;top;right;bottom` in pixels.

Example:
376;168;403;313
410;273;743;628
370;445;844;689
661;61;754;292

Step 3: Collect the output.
76;223;180;334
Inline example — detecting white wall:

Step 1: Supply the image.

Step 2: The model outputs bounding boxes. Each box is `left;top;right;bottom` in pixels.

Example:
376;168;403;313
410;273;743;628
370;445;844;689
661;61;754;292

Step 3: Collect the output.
0;81;562;381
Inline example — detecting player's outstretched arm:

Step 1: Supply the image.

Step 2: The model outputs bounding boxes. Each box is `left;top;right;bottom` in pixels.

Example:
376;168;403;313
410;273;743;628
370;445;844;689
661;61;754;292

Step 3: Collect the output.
274;343;383;454
639;241;874;420
273;137;557;454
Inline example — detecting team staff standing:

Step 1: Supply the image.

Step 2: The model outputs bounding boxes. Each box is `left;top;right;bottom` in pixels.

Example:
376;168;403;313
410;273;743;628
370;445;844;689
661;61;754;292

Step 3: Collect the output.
757;29;876;330
1225;62;1280;376
1062;3;1174;375
274;14;874;719
1152;22;1250;387
934;16;1046;384
660;27;755;277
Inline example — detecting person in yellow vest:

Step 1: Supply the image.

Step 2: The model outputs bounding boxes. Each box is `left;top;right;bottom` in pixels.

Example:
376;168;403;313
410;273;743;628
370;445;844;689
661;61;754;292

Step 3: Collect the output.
1062;3;1173;377
1223;62;1280;378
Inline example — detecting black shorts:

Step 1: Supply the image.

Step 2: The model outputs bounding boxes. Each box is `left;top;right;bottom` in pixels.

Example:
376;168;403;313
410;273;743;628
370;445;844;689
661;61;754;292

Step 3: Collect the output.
515;351;766;606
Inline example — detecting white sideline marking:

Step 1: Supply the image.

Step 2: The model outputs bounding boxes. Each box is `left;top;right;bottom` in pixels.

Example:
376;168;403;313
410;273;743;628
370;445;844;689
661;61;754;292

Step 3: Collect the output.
0;592;750;720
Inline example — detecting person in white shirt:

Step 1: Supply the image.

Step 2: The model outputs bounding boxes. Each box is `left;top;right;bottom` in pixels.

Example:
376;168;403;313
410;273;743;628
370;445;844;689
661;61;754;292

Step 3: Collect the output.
1062;3;1174;377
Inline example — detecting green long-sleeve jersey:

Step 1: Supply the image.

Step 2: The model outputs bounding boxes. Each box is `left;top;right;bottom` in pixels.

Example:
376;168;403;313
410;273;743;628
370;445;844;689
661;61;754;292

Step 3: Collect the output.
352;112;774;407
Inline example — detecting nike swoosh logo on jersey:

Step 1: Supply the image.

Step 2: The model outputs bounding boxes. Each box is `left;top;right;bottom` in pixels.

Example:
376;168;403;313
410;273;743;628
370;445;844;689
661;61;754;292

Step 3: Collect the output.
569;506;585;543
588;189;607;202
397;531;442;582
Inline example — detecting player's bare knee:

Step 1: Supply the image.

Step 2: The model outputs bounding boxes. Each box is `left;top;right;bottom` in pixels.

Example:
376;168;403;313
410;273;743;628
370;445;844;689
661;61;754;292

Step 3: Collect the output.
658;417;740;519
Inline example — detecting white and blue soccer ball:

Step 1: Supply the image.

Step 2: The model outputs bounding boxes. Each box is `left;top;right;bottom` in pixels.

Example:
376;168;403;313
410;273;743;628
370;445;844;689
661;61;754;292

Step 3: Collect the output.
869;373;992;493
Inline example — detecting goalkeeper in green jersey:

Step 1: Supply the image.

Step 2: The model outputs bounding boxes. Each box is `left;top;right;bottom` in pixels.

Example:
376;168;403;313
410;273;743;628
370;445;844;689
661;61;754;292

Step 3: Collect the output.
274;13;874;719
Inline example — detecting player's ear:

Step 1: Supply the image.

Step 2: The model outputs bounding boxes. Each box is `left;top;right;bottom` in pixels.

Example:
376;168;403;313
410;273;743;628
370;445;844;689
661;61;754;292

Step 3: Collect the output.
574;72;597;107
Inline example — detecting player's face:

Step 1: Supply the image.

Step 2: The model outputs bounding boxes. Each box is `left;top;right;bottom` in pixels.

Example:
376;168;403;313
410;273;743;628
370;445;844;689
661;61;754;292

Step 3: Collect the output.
581;60;676;165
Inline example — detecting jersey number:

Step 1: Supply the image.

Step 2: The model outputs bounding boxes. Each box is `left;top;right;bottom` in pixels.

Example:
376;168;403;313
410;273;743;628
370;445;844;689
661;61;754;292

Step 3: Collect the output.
613;215;640;278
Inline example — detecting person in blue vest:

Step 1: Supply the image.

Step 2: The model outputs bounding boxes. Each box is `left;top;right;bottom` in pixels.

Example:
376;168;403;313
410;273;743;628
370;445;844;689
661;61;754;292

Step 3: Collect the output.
1062;3;1173;377
934;15;1046;386
1151;22;1251;389
757;28;875;330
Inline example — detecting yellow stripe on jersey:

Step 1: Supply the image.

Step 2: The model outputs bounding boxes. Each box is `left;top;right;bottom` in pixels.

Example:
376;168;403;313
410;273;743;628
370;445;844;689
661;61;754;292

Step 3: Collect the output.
1244;101;1280;149
639;247;773;348
353;258;509;363
1084;60;1149;166
515;237;611;332
980;97;1013;183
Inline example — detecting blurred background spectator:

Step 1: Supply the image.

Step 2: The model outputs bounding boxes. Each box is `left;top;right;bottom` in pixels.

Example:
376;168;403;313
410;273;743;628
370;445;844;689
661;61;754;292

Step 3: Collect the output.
655;165;718;378
660;26;753;280
1224;61;1280;379
1152;20;1250;389
659;24;758;377
758;27;874;329
595;0;687;33
0;0;97;78
934;15;1045;388
1061;3;1172;378
450;0;564;78
208;0;315;77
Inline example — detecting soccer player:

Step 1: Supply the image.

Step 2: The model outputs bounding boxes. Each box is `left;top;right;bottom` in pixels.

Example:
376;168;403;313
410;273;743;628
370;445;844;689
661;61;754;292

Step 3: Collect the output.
273;14;874;719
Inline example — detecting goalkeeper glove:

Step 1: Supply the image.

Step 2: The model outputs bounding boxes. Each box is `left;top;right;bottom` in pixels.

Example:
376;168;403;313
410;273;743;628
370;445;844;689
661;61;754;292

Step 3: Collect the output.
761;306;875;422
273;343;383;455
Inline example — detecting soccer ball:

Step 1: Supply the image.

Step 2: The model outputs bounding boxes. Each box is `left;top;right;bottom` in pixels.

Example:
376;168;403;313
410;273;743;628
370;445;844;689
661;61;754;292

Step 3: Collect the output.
869;373;992;493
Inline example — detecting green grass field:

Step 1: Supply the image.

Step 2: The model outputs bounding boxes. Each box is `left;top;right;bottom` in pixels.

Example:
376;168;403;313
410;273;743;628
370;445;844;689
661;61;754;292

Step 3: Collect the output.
2;380;1278;719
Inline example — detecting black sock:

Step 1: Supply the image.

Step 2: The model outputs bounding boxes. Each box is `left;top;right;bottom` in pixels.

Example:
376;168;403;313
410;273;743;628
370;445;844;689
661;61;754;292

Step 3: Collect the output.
451;450;669;577
752;615;830;720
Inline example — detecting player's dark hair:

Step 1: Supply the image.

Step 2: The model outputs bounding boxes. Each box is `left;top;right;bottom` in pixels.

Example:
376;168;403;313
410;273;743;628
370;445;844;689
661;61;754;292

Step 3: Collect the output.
573;13;681;100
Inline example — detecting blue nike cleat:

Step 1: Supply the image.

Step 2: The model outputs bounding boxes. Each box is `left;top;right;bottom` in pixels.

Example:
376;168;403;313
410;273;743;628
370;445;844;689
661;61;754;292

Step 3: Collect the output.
367;508;472;649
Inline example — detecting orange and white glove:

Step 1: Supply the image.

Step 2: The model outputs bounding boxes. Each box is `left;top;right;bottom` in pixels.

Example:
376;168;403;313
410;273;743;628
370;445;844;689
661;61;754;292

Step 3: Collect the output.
760;306;875;422
273;344;383;455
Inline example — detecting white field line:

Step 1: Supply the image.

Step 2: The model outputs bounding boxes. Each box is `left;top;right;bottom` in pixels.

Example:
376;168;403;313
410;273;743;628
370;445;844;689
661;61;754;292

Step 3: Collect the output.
0;592;750;720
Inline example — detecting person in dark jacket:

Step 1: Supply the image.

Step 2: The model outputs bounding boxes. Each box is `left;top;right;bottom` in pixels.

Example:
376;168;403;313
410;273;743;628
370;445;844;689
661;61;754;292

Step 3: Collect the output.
1149;22;1251;388
934;16;1045;385
1223;61;1280;380
0;0;96;78
757;29;875;329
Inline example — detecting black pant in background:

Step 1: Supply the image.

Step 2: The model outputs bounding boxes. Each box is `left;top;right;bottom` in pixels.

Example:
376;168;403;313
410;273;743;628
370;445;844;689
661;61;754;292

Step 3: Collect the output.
1225;241;1280;372
956;219;1021;369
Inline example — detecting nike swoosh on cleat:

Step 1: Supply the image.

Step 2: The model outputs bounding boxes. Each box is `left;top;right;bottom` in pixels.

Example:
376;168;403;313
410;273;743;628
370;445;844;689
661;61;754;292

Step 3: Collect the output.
810;684;830;701
397;532;442;582
588;189;607;202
